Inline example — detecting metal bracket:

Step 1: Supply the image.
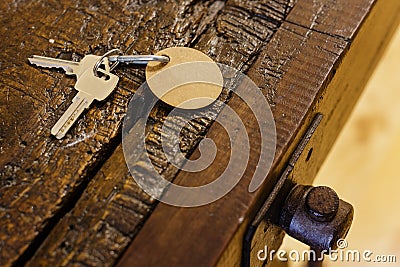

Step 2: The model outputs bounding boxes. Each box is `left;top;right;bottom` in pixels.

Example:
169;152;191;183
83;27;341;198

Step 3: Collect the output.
241;113;324;267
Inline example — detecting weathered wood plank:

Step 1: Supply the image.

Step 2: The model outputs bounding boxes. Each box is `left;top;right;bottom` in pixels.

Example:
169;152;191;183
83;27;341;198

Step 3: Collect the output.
2;0;398;266
0;0;223;264
0;0;295;266
118;0;400;266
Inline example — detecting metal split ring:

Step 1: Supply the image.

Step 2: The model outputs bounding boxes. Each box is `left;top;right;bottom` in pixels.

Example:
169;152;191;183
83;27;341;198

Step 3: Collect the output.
93;48;123;77
93;49;170;77
108;55;170;64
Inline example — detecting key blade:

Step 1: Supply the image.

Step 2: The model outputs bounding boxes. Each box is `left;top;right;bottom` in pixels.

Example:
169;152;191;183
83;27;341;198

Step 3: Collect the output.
28;55;80;75
51;92;93;139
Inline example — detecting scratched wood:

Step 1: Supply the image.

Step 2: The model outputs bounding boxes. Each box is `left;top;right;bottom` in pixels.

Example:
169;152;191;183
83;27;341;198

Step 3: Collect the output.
0;0;399;267
118;0;400;267
0;0;295;266
24;1;400;267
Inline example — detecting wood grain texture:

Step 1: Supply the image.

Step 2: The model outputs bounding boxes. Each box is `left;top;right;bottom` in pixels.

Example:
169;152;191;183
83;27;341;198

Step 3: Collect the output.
0;0;295;266
118;0;400;266
1;0;398;266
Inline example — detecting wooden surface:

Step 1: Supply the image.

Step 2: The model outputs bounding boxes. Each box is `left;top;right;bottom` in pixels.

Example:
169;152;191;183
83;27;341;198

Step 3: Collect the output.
119;1;400;266
0;0;293;265
282;25;400;267
0;0;399;267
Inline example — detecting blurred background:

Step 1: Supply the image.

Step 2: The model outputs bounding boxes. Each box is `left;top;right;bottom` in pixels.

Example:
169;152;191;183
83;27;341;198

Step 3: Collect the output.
280;25;400;267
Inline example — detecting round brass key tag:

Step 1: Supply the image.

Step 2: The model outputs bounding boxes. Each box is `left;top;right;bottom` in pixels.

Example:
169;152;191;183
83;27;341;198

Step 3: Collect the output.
145;47;223;109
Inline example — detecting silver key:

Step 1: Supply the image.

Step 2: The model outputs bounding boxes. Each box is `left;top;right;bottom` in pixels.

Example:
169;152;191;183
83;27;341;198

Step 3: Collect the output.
51;65;119;139
28;52;169;139
51;91;94;139
28;55;102;77
28;54;119;138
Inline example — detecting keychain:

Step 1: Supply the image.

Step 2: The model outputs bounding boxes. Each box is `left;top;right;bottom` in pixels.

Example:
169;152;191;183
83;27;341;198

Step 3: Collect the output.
28;47;223;139
29;46;277;206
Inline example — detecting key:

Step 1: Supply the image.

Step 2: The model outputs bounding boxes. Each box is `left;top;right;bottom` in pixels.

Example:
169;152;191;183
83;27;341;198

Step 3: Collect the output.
51;91;93;139
51;66;119;139
28;51;170;138
28;54;118;138
28;54;102;77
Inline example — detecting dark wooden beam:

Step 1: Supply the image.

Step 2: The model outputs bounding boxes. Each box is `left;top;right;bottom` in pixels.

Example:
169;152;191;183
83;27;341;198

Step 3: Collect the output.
0;0;398;266
118;0;400;266
1;0;294;266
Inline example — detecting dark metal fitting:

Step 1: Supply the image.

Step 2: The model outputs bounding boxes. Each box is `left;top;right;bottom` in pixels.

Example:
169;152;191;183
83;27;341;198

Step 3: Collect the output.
279;185;353;251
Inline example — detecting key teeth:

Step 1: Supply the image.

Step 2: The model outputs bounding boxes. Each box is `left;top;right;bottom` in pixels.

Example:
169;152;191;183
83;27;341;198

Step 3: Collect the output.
28;58;51;67
28;58;42;67
28;59;50;69
27;57;75;75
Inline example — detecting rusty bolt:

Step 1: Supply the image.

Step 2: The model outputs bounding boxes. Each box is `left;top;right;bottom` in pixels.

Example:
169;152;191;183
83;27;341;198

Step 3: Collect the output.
279;185;353;251
305;186;339;222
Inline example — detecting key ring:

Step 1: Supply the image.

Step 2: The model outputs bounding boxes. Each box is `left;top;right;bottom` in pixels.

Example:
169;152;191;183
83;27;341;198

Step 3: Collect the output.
28;46;219;139
93;48;123;77
108;55;170;64
93;49;170;77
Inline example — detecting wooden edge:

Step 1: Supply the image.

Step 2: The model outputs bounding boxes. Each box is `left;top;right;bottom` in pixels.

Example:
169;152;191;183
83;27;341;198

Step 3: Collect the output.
13;1;296;266
117;0;400;266
0;1;294;265
225;0;400;266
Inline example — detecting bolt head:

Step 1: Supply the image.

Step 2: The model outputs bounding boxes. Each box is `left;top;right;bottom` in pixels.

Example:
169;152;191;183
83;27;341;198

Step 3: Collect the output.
305;186;339;222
